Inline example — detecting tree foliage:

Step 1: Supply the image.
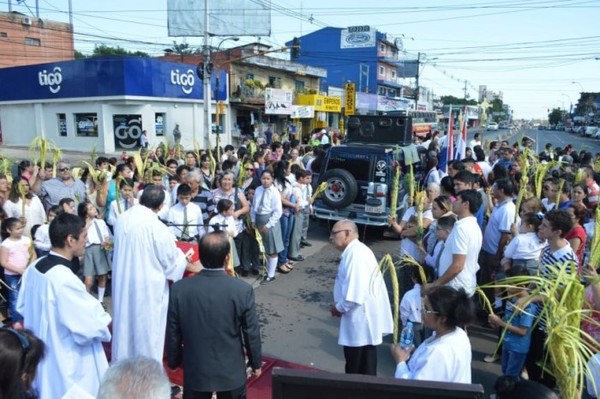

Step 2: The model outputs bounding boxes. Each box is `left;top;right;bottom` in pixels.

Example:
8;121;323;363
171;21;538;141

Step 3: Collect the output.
548;108;565;125
91;44;148;57
440;95;477;106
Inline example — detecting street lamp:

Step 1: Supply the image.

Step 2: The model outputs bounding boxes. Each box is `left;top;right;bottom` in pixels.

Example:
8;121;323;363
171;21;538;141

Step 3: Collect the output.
202;35;239;150
571;81;584;93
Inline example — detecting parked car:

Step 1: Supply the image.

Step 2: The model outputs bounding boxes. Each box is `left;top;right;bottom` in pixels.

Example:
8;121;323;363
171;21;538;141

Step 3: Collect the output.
312;116;421;227
487;122;499;131
585;126;598;137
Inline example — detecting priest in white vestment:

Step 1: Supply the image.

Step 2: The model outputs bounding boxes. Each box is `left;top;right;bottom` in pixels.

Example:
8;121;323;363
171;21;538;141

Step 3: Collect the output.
329;219;393;375
17;213;111;399
111;185;200;363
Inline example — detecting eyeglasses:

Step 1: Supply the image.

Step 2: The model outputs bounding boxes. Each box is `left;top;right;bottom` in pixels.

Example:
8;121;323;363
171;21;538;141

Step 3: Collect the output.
2;327;30;353
58;167;71;172
245;168;255;171
421;306;438;315
329;229;350;238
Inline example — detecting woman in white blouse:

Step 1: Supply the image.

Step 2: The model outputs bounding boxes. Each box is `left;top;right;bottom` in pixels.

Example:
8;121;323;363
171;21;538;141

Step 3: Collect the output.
391;285;475;383
3;176;46;238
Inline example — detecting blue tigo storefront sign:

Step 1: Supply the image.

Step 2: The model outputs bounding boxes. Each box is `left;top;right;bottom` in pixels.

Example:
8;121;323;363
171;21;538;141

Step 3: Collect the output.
0;56;227;102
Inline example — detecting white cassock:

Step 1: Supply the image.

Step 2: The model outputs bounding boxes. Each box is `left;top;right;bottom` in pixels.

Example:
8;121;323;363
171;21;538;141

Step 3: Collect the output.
333;239;393;347
111;204;188;363
394;327;472;383
17;253;111;399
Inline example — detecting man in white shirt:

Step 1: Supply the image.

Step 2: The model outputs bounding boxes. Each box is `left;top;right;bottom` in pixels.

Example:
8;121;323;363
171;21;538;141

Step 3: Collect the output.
434;189;482;297
480;178;516;303
469;132;481;151
329;219;393;375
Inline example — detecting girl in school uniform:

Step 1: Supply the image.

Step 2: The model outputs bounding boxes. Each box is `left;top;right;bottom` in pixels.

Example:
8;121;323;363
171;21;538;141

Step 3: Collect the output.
251;170;283;284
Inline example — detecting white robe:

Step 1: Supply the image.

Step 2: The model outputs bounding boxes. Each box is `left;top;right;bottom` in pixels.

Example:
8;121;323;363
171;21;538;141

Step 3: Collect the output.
111;204;188;363
394;327;472;383
333;239;393;347
17;254;111;399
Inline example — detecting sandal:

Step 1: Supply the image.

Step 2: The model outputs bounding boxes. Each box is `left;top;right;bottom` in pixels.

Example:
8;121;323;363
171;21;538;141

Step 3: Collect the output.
277;264;292;274
284;262;295;270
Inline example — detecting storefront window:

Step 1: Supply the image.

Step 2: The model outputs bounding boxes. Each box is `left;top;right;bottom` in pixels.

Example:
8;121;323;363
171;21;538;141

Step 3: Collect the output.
57;113;67;137
74;113;98;137
155;113;165;136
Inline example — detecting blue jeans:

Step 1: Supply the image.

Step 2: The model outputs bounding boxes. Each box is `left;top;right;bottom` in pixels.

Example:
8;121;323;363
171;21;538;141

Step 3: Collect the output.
5;274;23;323
502;346;528;377
278;212;295;265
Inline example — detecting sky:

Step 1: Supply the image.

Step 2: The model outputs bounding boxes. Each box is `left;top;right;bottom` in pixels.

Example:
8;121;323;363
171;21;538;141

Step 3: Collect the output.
4;0;600;119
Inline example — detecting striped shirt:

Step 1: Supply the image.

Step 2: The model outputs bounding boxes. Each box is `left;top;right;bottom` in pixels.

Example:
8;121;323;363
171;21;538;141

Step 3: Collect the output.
536;241;577;330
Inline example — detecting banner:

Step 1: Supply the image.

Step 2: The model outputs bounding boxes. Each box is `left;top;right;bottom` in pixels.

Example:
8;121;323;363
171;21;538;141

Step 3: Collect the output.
340;25;375;49
344;83;355;116
291;105;314;119
265;88;293;115
167;0;271;37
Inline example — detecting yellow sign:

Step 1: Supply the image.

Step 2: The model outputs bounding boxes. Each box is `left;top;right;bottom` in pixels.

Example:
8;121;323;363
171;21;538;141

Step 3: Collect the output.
344;83;355;116
296;94;342;113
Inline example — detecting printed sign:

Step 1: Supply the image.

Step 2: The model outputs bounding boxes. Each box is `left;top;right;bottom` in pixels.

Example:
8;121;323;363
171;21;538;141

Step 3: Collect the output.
341;25;375;49
113;114;143;149
74;113;98;137
265;88;293;115
344;83;356;116
291;105;315;119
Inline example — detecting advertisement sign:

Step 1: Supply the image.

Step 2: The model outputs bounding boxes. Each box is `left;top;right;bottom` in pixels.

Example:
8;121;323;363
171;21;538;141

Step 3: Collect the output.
296;94;342;113
356;92;377;111
74;113;98;137
155;113;165;136
291;105;314;119
377;96;411;112
57;113;67;137
344;83;356;116
265;88;293;115
340;25;376;49
0;57;227;102
113;114;142;149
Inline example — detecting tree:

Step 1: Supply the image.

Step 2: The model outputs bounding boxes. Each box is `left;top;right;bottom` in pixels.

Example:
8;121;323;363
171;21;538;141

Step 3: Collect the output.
74;50;86;59
164;41;197;62
440;95;477;106
548;108;565;125
92;44;148;57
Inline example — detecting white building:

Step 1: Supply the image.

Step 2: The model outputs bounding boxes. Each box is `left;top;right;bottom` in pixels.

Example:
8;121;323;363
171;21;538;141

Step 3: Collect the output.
0;56;231;153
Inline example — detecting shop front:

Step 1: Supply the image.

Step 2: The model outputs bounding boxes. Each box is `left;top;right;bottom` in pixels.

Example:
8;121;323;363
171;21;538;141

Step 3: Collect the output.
295;94;342;140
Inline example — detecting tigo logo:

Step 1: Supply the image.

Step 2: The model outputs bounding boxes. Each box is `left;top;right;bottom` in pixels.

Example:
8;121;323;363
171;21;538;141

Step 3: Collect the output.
170;69;195;94
38;66;62;94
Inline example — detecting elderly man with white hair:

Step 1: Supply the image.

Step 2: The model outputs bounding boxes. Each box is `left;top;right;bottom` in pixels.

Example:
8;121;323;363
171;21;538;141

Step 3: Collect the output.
97;357;171;399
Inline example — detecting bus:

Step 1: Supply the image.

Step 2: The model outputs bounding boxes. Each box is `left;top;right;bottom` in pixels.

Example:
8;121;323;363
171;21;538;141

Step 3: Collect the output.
384;110;438;137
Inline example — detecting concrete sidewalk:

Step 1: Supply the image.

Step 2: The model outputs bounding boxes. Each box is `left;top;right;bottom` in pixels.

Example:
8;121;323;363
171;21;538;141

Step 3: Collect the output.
0;144;117;163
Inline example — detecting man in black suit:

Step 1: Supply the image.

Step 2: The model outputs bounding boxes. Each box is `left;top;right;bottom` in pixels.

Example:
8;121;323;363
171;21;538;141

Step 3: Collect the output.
167;231;262;399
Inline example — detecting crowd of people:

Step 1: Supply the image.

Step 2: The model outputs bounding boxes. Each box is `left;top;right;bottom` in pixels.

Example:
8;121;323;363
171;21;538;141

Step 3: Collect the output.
0;127;599;398
386;133;600;397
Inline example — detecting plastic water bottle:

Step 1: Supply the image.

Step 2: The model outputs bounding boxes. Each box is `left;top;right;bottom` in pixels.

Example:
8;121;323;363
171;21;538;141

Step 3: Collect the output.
400;322;414;350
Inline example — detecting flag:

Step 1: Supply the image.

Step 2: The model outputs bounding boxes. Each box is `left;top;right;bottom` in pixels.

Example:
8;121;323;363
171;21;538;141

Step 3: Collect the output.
438;105;454;173
455;105;468;160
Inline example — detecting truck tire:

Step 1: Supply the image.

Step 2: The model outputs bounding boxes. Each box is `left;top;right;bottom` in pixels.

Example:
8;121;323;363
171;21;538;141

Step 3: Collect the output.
319;168;359;209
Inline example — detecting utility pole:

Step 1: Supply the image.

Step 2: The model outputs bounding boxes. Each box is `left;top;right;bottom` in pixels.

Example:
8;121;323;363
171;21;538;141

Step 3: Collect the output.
202;0;211;150
463;80;468;101
415;52;421;109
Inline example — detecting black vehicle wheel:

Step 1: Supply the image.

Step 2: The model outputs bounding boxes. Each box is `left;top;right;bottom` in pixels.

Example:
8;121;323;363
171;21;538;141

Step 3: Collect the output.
319;168;359;209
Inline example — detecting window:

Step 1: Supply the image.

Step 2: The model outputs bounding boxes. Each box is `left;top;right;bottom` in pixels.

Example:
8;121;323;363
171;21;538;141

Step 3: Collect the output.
74;113;98;137
379;66;384;76
57;114;67;137
378;87;387;96
295;80;305;92
246;73;254;80
380;43;385;52
391;70;396;79
24;37;40;46
268;76;282;89
155;113;165;136
326;155;371;182
0;32;7;38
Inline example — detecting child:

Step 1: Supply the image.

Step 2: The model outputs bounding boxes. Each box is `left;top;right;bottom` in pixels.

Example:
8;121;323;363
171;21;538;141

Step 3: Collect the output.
0;218;36;328
488;266;536;378
501;212;546;276
58;197;76;215
78;201;112;305
209;199;241;272
167;184;204;241
251;170;283;284
400;264;434;348
107;178;137;228
423;215;457;279
33;205;59;257
301;171;313;247
288;169;311;260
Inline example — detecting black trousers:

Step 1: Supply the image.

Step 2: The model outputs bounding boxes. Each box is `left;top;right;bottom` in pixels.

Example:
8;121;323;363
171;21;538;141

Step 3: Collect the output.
525;326;556;389
184;384;246;399
343;345;377;375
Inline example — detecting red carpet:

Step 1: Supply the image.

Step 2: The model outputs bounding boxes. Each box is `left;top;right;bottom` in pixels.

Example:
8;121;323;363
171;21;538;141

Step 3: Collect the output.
103;335;315;399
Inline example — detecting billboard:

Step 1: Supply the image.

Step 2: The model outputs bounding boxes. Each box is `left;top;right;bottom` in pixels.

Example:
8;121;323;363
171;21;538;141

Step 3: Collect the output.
397;60;419;79
340;25;376;49
265;88;293;115
168;0;271;37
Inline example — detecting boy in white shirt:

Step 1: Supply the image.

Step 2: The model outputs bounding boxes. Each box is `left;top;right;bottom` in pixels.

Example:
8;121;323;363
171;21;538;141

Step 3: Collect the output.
400;265;434;347
33;205;59;257
167;184;205;241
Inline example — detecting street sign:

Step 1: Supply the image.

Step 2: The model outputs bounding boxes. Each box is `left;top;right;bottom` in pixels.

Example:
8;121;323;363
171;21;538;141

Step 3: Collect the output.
344;83;356;116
